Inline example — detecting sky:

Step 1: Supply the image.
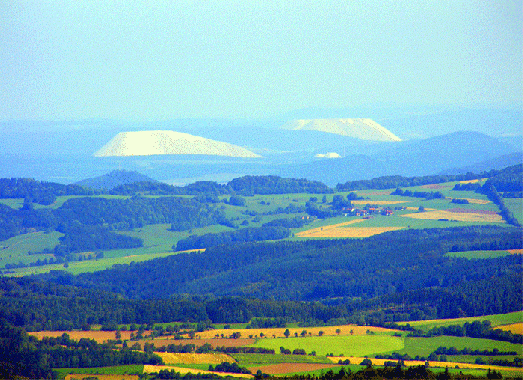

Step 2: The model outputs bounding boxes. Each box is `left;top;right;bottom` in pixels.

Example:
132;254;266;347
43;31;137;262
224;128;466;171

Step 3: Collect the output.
1;0;521;121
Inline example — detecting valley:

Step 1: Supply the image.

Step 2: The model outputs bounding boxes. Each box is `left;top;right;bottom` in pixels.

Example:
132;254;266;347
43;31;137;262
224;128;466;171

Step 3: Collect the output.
0;165;521;379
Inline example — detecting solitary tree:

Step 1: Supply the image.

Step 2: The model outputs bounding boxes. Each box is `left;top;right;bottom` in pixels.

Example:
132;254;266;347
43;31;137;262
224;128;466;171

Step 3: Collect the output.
284;329;290;338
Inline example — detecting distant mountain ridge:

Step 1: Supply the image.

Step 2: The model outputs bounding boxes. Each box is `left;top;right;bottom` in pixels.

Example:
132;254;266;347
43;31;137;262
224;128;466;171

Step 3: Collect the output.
276;131;521;185
75;170;157;190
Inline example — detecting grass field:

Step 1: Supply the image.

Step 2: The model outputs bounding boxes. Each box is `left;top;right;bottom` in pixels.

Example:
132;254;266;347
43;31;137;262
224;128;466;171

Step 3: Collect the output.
397;311;523;331
394;336;522;357
3;222;220;276
249;335;404;357
54;364;143;379
0;231;63;268
503;198;523;224
232;353;332;366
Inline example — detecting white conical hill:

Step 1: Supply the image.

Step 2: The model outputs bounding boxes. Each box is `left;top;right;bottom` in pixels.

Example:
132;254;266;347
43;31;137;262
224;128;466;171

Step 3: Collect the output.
94;130;260;158
282;118;401;142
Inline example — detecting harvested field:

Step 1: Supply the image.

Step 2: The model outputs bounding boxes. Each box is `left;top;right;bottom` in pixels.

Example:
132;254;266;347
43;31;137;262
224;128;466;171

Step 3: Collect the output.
249;363;339;375
143;365;252;378
461;198;490;205
447;208;499;214
197;325;400;340
350;200;408;205
327;357;523;373
508;249;523;254
66;375;138;380
136;338;255;349
295;220;403;238
497;323;523;335
460;179;483;184
29;330;134;343
402;210;503;223
157;352;234;365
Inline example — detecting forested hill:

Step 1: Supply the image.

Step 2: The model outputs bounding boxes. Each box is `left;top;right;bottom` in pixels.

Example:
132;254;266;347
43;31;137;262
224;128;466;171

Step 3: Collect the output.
0;178;91;205
75;169;157;190
39;226;522;320
110;175;332;196
336;164;523;191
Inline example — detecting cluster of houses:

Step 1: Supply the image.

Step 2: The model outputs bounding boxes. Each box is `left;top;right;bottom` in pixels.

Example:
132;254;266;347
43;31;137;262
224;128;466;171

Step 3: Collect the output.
341;205;406;218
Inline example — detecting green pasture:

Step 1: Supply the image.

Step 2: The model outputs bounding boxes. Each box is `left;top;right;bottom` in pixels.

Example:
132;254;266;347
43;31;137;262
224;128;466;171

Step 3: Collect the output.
54;364;143;379
0;231;63;268
503;198;523;224
393;336;522;357
118;223;233;255
232;353;331;366
0;197;24;209
398;311;523;331
32;194;132;210
446;250;517;259
249;335;404;357
4;250;181;276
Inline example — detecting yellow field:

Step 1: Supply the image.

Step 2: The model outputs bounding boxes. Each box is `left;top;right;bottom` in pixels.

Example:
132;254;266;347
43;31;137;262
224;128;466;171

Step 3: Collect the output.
157;352;234;365
66;375;138;380
459;179;484;184
497;323;523;335
29;330;134;343
462;198;491;205
402;210;503;223
143;365;252;378
508;249;523;254
296;220;403;238
196;325;400;339
327;356;523;373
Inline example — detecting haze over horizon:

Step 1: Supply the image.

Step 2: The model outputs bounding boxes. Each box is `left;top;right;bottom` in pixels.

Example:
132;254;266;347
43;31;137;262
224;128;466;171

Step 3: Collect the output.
1;1;521;122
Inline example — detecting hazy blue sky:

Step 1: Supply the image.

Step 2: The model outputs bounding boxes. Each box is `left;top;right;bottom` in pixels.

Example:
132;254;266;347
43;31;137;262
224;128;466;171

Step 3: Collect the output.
1;1;521;121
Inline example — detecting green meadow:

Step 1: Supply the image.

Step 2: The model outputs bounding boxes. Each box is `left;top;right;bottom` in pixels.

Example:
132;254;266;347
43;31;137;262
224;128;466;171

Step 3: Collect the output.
398;311;523;331
249;335;404;357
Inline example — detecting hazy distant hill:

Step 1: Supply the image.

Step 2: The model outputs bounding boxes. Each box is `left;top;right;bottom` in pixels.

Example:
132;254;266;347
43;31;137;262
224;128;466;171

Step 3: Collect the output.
75;169;157;190
441;152;523;175
277;131;521;185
